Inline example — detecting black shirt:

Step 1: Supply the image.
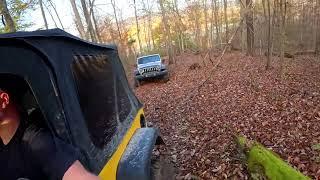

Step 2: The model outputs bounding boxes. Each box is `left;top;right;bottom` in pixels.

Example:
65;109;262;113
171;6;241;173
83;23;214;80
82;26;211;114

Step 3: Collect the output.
0;121;78;180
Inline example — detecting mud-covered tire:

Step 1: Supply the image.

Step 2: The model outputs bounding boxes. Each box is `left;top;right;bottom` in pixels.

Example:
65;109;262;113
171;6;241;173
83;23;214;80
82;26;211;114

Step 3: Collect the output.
134;78;140;87
151;155;175;180
162;74;169;83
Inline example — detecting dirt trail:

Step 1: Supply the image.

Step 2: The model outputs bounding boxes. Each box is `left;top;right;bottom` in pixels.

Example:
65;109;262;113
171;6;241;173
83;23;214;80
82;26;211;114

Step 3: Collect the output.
135;52;320;179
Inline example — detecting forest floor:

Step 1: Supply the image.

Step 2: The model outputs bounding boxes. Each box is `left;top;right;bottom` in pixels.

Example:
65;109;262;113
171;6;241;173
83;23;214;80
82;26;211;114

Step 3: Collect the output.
134;51;320;179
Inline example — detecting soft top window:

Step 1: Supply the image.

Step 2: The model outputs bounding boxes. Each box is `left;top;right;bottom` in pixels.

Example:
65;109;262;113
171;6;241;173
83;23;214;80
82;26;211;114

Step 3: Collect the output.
72;55;131;148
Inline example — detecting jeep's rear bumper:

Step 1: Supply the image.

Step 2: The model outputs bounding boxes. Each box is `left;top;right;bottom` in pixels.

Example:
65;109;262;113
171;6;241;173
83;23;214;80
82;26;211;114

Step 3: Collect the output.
135;70;168;80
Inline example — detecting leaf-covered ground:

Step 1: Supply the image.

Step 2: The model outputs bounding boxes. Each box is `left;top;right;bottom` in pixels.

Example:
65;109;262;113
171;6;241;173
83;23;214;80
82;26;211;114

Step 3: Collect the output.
134;52;320;179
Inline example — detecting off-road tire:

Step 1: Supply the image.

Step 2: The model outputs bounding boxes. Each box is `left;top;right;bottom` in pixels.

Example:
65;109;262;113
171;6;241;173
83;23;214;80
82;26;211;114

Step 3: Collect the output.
162;74;169;83
134;78;140;87
151;155;175;180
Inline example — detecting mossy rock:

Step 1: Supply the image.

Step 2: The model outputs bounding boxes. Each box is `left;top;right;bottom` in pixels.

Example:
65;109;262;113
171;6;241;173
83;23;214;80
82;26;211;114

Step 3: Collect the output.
237;136;310;180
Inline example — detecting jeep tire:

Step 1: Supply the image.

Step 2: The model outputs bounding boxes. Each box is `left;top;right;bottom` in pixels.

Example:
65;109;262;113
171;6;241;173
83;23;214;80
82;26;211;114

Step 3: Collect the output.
134;78;140;87
162;74;169;83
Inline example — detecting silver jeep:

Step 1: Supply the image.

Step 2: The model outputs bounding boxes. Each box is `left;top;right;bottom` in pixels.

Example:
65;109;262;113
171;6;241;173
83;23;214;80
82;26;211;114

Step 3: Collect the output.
134;54;169;87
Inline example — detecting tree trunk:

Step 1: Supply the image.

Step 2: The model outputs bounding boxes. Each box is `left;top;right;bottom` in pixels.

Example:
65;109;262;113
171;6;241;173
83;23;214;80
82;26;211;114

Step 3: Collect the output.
213;0;220;48
133;0;143;53
173;0;185;53
143;18;151;52
89;0;101;42
44;3;58;28
159;0;174;64
148;14;155;49
266;0;272;69
262;0;266;49
223;0;229;42
279;0;286;71
80;0;97;42
69;0;86;39
203;0;209;50
271;0;277;57
141;0;155;50
194;4;201;48
316;0;320;55
48;0;65;30
0;0;16;32
246;0;254;56
111;0;122;41
39;0;48;29
239;0;246;52
210;0;214;48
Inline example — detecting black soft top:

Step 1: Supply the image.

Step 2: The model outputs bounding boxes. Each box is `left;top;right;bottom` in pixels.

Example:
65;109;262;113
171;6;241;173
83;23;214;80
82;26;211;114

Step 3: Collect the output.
0;28;119;74
0;28;116;50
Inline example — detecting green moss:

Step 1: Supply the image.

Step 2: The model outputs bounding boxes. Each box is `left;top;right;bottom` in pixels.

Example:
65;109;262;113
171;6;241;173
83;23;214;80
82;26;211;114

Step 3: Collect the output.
237;136;247;149
312;143;320;151
247;145;310;180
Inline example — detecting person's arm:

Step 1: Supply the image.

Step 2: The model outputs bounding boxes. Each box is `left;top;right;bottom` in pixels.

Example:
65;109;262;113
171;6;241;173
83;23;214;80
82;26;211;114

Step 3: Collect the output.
63;160;100;180
26;126;100;180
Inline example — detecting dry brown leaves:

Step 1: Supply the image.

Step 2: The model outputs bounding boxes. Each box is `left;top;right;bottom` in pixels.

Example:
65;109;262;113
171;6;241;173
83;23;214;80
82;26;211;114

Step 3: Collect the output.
134;52;320;179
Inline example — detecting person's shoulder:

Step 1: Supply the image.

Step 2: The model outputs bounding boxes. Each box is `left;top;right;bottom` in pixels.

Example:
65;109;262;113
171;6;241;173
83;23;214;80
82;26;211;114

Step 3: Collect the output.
22;122;53;149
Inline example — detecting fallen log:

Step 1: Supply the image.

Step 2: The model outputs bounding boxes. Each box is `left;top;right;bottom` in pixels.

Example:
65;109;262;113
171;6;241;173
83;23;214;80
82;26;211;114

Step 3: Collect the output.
236;136;310;180
264;52;294;58
294;50;316;56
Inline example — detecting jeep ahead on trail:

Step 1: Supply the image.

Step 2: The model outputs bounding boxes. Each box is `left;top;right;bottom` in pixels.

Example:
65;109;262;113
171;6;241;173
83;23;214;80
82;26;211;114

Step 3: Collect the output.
134;54;169;87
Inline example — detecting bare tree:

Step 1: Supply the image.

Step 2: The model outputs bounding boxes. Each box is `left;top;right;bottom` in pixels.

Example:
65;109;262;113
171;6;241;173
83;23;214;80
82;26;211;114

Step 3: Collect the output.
0;0;16;32
246;0;254;56
89;0;101;42
279;0;286;70
239;0;246;52
159;0;174;64
133;0;143;53
173;0;186;53
110;0;122;40
80;0;97;42
39;0;48;29
213;0;220;48
142;0;155;50
203;0;209;49
210;0;214;47
44;2;58;28
47;0;64;30
223;0;229;41
70;0;86;38
265;0;272;69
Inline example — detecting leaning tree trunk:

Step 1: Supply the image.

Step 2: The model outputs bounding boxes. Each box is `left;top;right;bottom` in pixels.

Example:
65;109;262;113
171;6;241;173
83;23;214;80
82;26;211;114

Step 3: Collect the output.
44;3;58;28
0;0;16;32
246;0;254;56
316;0;320;55
159;0;174;64
39;0;48;29
48;0;64;30
70;0;86;39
